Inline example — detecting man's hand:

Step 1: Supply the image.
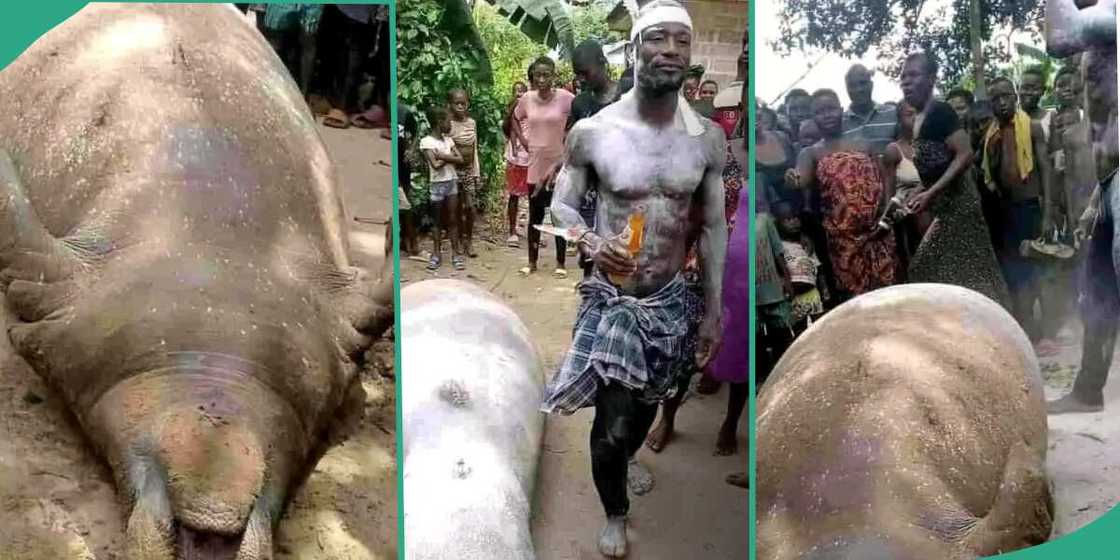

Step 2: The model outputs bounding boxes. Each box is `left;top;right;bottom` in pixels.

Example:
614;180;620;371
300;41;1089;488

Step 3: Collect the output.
695;316;723;369
582;232;636;276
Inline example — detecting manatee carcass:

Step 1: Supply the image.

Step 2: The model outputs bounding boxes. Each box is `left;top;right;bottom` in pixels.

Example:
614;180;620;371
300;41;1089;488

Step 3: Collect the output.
0;3;392;557
402;279;545;559
757;284;1052;560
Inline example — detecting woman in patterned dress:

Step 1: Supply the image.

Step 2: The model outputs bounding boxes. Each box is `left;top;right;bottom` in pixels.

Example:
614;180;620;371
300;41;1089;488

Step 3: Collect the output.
786;89;899;303
900;52;1010;309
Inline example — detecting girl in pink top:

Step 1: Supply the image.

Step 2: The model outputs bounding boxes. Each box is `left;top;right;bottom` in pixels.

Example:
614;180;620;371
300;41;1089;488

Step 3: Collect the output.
503;81;531;247
512;56;575;278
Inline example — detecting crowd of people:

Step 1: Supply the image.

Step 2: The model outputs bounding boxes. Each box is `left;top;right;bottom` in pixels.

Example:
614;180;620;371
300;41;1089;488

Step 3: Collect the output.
754;52;1102;396
397;36;746;279
235;3;391;129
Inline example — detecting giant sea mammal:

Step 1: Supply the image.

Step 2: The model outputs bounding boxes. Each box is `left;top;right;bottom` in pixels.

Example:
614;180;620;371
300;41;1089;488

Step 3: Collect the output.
0;4;392;557
757;284;1052;559
401;279;545;560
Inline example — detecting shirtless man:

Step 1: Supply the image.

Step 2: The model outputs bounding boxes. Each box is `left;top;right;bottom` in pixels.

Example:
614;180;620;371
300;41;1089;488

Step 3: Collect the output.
1045;0;1119;414
983;76;1054;342
540;0;728;556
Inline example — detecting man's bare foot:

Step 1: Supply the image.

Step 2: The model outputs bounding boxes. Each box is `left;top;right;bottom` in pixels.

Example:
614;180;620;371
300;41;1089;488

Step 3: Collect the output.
598;516;628;557
644;418;674;453
627;457;654;495
1048;393;1104;414
726;472;748;488
714;424;737;456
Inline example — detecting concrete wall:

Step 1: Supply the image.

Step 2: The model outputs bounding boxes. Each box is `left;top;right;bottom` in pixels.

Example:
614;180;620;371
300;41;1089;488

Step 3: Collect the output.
684;0;748;89
607;0;748;90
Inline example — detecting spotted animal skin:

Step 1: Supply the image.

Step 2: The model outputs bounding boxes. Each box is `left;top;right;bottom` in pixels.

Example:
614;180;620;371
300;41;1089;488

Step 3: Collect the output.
402;280;545;560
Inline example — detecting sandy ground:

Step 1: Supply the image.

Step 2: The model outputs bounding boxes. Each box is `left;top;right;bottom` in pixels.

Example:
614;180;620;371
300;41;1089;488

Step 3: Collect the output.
1038;322;1120;538
400;210;749;560
0;123;397;559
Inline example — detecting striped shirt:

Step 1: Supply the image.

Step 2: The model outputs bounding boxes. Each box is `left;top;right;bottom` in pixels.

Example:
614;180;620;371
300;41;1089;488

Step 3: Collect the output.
843;102;898;154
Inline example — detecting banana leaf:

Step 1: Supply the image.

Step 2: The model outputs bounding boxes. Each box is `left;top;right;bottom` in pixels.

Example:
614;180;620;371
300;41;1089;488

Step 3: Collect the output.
442;0;494;84
483;0;576;54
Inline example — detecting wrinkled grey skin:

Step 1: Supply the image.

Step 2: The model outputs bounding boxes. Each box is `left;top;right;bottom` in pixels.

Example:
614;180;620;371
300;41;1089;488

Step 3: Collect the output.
0;4;392;558
757;284;1052;560
402;280;545;560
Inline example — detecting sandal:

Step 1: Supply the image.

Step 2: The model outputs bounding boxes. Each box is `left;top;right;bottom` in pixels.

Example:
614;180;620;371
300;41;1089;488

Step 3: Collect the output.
553;268;568;279
426;254;441;271
323;108;350;129
507;235;520;247
452;255;466;270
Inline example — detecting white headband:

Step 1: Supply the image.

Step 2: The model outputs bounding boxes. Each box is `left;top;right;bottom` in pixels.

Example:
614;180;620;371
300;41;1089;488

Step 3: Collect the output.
630;5;693;42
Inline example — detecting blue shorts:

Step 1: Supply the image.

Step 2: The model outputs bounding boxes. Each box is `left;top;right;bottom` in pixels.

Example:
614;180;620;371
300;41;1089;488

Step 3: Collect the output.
429;179;458;203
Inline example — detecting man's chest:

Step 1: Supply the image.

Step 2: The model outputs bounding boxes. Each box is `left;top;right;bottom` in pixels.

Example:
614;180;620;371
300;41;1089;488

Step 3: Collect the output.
585;127;709;199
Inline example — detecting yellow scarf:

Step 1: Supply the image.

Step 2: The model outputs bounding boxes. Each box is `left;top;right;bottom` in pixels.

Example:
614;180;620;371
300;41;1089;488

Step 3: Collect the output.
982;109;1034;187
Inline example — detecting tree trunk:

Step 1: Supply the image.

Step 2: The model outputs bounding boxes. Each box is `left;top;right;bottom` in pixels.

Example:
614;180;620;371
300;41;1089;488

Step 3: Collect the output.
970;0;986;99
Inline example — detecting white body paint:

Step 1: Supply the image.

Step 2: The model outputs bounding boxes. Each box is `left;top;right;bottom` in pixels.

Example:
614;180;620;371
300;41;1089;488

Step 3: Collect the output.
402;280;545;560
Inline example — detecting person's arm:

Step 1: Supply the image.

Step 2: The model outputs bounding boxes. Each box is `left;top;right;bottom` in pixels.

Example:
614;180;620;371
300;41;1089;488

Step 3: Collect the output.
436;142;464;165
512;98;530;150
421;149;444;171
785;145;816;190
1033;120;1056;233
1046;0;1117;57
694;128;730;368
550;123;635;276
881;142;901;202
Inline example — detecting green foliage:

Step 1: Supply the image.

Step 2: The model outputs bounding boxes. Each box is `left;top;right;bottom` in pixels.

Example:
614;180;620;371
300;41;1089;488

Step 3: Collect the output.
476;2;552;105
398;0;507;214
485;0;576;53
771;0;1044;86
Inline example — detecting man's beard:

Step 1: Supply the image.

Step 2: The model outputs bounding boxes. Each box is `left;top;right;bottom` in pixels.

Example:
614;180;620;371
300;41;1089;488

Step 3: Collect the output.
637;66;685;97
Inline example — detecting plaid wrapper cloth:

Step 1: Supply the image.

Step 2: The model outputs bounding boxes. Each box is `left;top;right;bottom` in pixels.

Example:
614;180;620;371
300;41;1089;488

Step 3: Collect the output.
541;273;704;415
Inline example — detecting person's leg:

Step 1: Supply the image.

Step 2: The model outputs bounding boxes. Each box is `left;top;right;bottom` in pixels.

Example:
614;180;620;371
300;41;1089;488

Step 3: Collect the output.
507;193;519;240
541;189;567;269
526;186;545;272
1050;190;1118;413
429;195;444;268
460;177;476;257
645;371;691;452
716;382;748;455
445;192;461;259
590;382;647;557
297;26;318;96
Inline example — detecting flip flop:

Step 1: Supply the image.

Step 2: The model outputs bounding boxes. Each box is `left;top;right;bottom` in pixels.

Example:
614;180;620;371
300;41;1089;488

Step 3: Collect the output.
507;235;520;248
323;109;350;129
351;110;386;129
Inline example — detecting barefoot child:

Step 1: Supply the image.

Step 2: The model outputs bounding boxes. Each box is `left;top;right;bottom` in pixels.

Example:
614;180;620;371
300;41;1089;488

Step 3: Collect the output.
419;107;465;271
448;89;481;258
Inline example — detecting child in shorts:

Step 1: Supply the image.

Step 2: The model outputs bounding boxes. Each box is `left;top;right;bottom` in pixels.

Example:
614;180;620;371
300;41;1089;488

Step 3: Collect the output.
419;107;465;271
774;201;830;332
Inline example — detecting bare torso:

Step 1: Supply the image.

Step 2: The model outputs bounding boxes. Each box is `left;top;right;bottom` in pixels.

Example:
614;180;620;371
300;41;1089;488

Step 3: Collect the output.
553;94;727;298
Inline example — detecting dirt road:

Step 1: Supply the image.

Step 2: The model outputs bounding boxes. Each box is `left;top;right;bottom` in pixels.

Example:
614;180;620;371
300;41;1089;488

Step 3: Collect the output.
1039;324;1120;538
400;213;750;560
0;123;397;559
